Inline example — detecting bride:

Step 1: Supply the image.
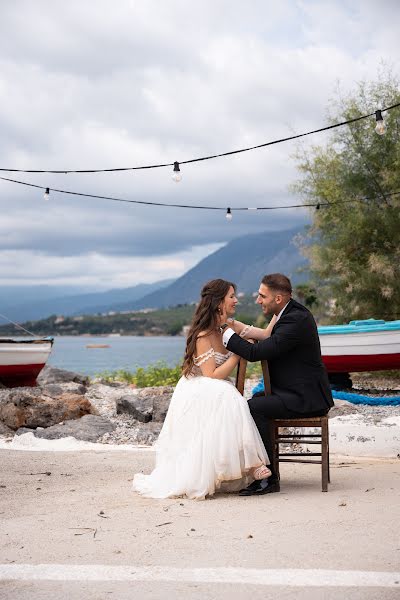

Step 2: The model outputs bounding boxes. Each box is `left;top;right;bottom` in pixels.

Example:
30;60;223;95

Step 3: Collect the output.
132;279;276;500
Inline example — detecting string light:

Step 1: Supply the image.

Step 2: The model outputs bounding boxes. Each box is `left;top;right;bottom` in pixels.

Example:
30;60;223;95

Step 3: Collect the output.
172;161;182;182
0;103;398;176
375;110;386;135
1;175;399;214
226;207;233;221
43;187;50;201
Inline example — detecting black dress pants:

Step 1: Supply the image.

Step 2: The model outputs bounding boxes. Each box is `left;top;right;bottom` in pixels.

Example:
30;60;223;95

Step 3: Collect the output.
248;393;329;477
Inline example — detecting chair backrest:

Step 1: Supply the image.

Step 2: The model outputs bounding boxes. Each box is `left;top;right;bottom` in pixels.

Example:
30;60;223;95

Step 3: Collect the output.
235;357;248;395
261;359;272;395
236;358;272;396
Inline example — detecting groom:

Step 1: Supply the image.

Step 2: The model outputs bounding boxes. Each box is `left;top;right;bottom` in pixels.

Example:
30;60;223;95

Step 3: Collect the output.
221;273;333;496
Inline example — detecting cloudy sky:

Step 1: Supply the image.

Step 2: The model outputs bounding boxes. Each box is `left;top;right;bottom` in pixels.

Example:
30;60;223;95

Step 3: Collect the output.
1;0;399;290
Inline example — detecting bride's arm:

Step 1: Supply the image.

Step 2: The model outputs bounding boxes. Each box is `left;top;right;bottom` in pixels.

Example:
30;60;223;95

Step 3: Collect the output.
195;334;239;380
230;314;278;341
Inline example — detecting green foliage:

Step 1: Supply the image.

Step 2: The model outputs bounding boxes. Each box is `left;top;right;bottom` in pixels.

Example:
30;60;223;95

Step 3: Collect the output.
244;362;263;377
96;361;182;387
96;369;137;384
95;358;263;387
292;70;400;323
294;284;318;309
166;321;185;336
133;362;182;387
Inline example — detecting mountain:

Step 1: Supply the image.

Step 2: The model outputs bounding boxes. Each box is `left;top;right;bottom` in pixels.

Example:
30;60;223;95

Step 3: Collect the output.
0;227;308;322
0;285;91;306
132;227;308;309
0;279;174;323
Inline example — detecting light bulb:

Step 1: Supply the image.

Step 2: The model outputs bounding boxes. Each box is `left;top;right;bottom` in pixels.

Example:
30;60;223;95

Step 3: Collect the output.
44;187;50;201
375;110;386;135
172;161;182;182
226;208;233;221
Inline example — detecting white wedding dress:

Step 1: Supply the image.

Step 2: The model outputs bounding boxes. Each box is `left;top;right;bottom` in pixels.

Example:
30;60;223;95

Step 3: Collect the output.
132;347;268;500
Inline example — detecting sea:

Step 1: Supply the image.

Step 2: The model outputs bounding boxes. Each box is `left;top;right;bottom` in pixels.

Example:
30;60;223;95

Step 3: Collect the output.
47;336;186;377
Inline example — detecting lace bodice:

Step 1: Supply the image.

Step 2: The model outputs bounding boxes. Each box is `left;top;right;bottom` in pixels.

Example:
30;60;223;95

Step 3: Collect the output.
189;347;234;377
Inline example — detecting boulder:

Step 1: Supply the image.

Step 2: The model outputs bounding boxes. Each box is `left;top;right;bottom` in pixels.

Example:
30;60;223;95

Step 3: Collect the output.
16;415;116;442
0;389;92;431
0;420;14;437
85;383;136;417
116;395;153;422
37;365;89;386
40;382;87;396
151;386;174;422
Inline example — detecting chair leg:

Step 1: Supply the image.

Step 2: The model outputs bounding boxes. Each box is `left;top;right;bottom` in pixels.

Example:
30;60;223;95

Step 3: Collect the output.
321;419;329;492
327;429;331;484
273;423;280;483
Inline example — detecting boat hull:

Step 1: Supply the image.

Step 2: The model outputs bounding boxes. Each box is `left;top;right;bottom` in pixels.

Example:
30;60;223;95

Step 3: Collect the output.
322;353;400;373
0;362;47;387
319;326;400;373
0;339;53;387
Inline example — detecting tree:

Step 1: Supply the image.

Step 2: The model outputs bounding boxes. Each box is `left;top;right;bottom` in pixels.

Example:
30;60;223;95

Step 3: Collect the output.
293;71;400;323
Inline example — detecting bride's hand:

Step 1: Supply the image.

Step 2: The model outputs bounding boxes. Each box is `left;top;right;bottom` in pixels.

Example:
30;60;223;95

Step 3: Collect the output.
270;314;278;326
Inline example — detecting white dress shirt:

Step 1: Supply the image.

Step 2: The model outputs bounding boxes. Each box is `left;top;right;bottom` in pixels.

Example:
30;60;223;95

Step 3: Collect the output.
222;301;290;347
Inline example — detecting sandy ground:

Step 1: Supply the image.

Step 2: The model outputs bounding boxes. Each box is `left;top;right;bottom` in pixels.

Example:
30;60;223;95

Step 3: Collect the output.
1;449;399;599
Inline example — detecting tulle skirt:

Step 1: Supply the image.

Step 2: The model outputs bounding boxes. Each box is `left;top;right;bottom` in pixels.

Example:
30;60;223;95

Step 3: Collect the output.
132;375;268;500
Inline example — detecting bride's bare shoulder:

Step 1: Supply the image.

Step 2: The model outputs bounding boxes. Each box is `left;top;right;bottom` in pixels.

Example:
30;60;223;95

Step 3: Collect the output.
197;330;212;339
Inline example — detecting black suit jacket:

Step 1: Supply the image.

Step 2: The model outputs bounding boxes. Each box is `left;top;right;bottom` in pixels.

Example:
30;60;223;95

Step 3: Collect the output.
227;299;333;414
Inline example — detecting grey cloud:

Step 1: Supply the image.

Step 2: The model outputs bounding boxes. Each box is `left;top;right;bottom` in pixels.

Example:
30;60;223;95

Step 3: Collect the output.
0;0;399;286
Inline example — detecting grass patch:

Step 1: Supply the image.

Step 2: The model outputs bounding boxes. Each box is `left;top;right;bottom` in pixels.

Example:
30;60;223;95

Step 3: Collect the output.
95;359;263;387
95;361;182;387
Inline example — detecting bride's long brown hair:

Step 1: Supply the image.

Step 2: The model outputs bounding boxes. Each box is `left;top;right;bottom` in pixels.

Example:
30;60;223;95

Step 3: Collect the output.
182;279;236;377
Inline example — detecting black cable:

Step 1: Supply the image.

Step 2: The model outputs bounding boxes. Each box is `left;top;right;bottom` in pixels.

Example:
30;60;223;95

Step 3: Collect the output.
1;175;400;211
0;102;399;174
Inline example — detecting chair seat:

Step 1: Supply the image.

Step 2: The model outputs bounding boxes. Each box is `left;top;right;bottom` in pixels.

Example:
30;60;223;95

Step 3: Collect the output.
274;416;327;427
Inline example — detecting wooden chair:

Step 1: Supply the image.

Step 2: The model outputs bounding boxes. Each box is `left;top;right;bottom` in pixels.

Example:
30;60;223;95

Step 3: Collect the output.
235;357;248;395
261;359;330;492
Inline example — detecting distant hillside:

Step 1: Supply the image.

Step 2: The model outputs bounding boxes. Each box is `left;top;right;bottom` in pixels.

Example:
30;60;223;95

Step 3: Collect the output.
132;227;308;309
0;227;308;322
0;295;263;338
0;279;174;323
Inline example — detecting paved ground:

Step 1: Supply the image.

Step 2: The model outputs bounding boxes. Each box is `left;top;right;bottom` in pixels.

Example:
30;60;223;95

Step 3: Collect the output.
0;449;399;599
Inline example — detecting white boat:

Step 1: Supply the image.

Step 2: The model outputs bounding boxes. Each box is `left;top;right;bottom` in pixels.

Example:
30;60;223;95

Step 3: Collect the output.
0;337;54;387
318;319;400;373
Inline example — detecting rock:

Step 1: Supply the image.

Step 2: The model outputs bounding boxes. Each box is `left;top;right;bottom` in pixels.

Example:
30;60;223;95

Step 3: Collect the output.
85;383;137;417
0;389;93;430
128;422;162;445
16;415;116;442
116;395;153;422
329;399;361;417
151;387;174;422
100;421;162;445
0;420;14;437
41;382;87;396
37;365;89;386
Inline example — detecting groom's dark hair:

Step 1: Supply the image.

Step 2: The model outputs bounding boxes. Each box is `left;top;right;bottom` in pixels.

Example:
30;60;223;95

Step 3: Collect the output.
262;273;292;295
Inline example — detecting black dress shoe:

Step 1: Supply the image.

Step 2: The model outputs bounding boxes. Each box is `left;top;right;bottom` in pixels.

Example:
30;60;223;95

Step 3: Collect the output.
239;477;280;496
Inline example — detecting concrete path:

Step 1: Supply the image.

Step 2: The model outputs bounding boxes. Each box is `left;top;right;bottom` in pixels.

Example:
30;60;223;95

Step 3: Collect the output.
1;449;399;599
